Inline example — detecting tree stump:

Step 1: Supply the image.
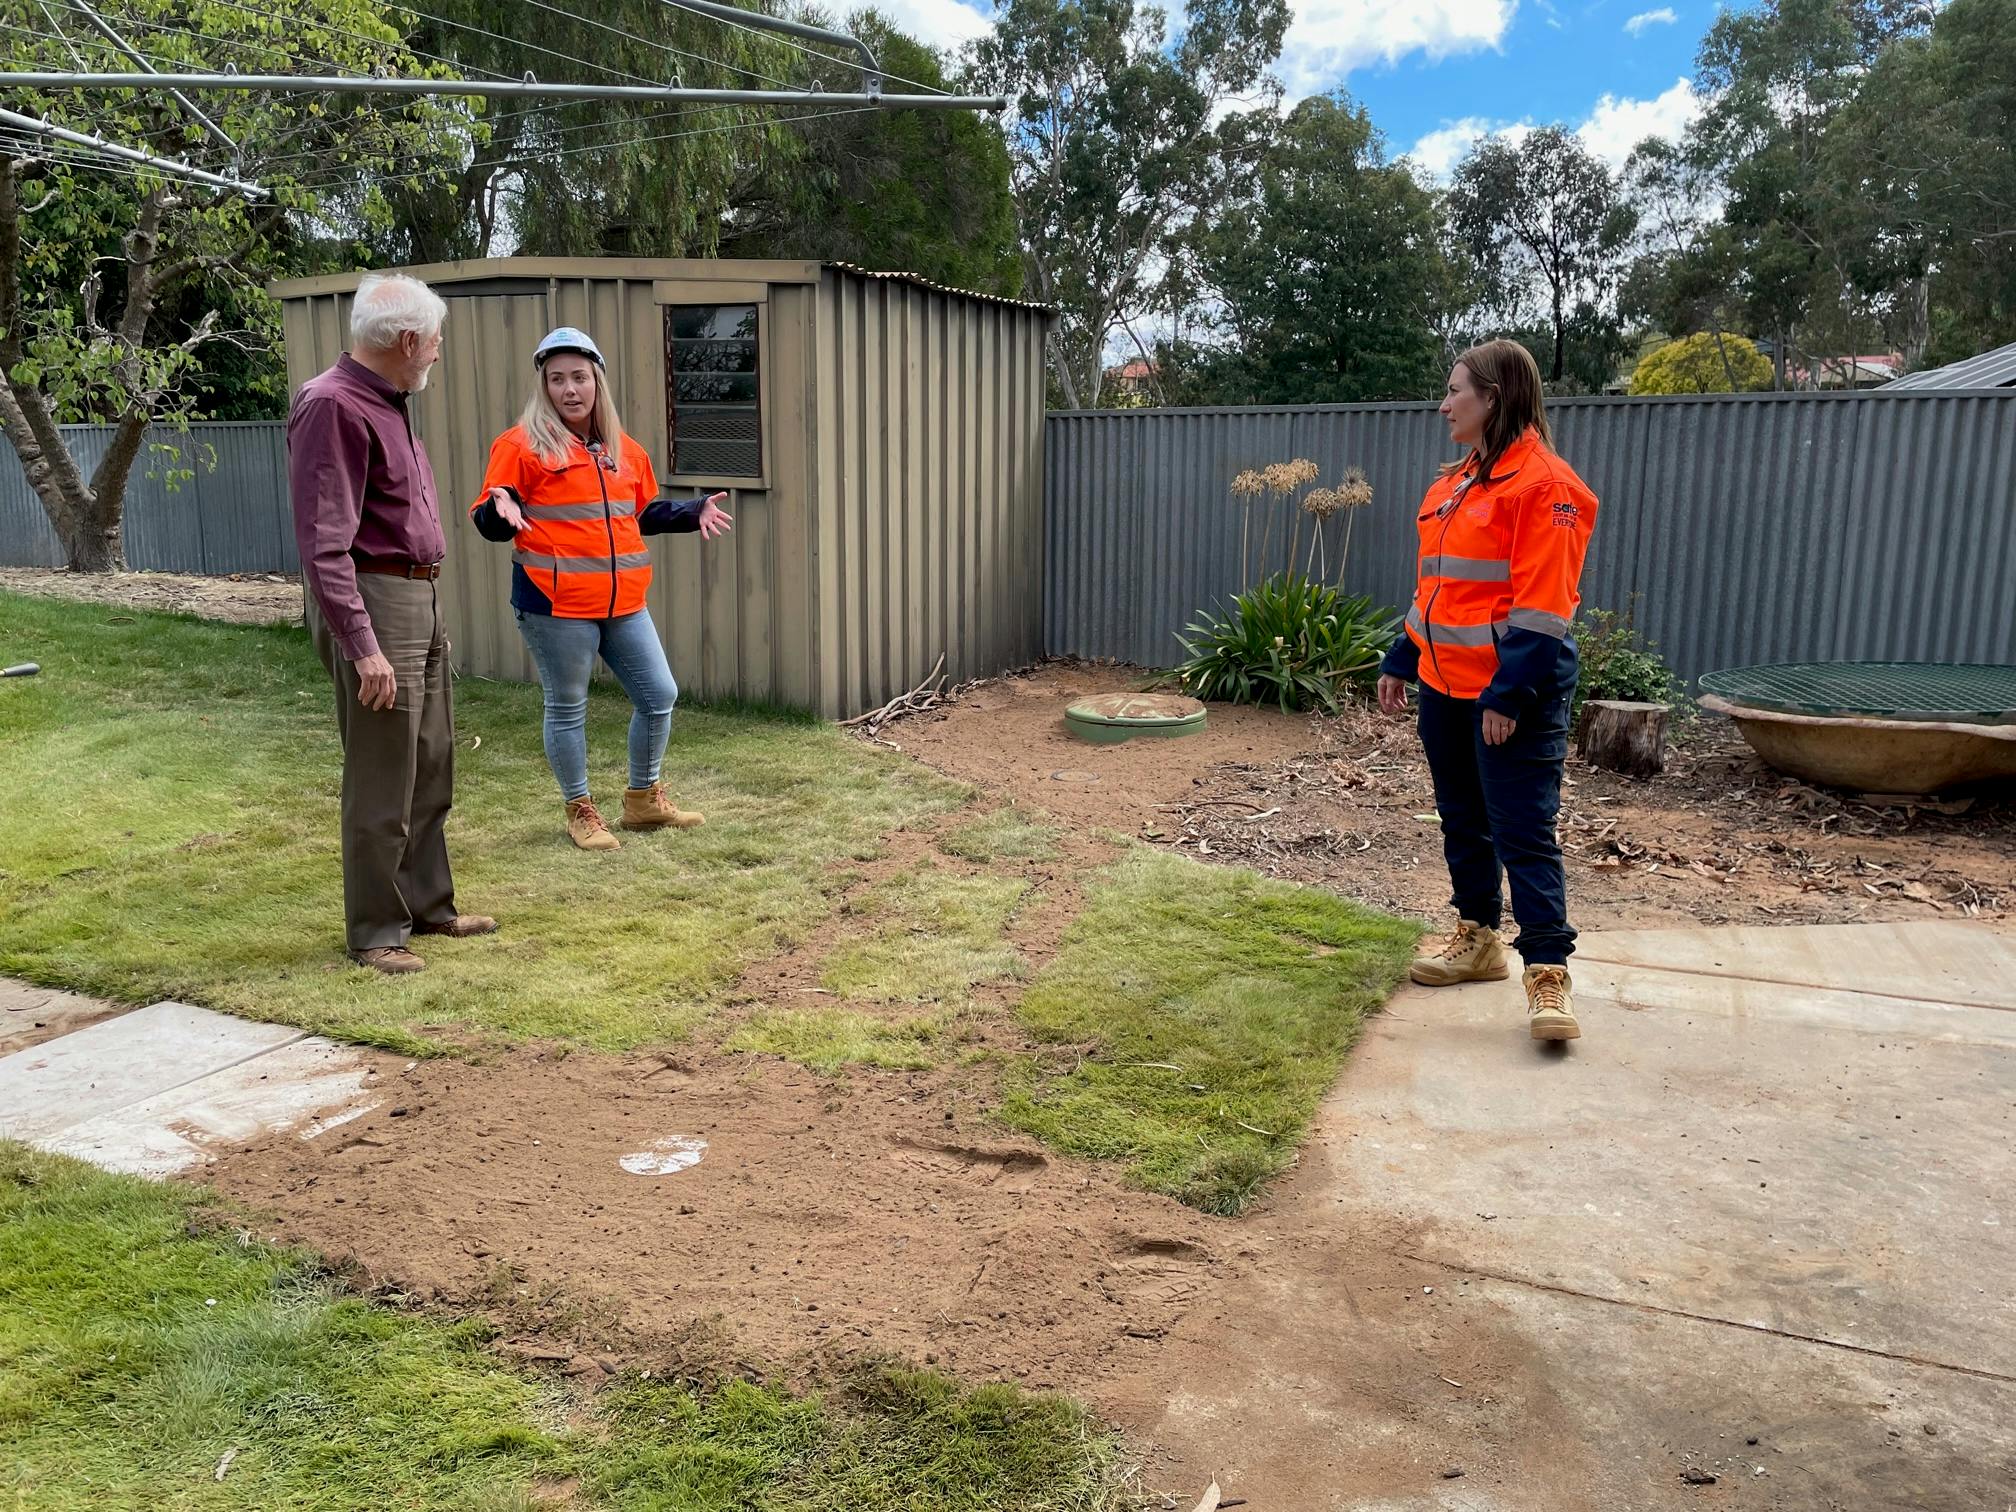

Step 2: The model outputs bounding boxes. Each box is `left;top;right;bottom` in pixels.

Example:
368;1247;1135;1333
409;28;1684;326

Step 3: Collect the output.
1577;700;1670;777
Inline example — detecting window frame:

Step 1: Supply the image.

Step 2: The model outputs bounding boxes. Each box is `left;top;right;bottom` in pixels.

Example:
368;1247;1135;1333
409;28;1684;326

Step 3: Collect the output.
657;280;771;492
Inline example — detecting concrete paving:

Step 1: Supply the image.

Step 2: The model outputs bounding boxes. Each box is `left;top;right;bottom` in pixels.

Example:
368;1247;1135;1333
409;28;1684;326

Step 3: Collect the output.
1125;921;2016;1510
0;998;378;1176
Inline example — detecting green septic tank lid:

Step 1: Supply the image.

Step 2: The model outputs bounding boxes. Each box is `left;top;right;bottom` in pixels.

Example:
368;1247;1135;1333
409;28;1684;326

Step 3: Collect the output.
1065;692;1208;744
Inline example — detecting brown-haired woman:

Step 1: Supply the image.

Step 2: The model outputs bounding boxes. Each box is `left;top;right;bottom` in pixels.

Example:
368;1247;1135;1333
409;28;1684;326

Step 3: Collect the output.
1377;339;1599;1041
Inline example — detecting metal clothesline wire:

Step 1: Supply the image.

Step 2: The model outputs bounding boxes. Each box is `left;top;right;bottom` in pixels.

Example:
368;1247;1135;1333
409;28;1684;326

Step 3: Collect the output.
510;0;806;92
654;0;954;98
274;101;877;195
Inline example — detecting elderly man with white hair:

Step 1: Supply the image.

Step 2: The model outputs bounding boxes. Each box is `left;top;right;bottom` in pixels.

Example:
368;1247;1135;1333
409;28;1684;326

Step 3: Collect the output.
287;271;496;973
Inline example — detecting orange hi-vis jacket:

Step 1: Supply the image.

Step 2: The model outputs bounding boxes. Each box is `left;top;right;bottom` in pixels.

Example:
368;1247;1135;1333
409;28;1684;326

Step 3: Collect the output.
472;425;669;620
1386;427;1599;713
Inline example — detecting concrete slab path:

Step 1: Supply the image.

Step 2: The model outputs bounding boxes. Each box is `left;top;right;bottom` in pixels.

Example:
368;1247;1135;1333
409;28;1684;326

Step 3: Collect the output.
0;998;378;1177
1112;920;2016;1511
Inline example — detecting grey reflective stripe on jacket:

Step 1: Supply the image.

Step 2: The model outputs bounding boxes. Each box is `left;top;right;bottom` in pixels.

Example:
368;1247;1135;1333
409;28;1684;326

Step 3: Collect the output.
513;550;652;573
1419;553;1511;582
1506;607;1571;638
1406;605;1504;647
524;500;637;522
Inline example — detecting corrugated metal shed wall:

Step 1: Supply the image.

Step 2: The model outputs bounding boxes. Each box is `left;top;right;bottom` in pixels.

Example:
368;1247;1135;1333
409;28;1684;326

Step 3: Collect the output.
808;271;1048;715
1045;391;2016;683
277;260;1050;718
0;423;294;573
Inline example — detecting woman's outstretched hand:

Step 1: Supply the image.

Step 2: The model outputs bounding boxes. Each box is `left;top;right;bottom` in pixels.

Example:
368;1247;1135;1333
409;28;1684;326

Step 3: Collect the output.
1377;674;1409;716
486;486;527;533
697;493;734;540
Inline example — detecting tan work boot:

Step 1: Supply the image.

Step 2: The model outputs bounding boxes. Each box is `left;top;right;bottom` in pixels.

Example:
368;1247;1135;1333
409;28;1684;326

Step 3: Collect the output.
1409;920;1510;986
622;782;705;831
349;945;424;975
1524;965;1580;1040
566;796;622;851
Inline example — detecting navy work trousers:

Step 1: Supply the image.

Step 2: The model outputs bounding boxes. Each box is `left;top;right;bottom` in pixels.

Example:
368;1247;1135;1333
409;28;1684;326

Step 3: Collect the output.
1416;684;1576;965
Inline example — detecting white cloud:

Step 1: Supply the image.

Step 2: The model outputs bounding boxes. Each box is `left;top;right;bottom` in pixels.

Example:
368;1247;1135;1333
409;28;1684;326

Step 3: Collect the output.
1623;7;1678;34
1405;77;1698;181
860;0;994;52
1405;117;1519;181
1279;0;1517;98
1575;76;1701;165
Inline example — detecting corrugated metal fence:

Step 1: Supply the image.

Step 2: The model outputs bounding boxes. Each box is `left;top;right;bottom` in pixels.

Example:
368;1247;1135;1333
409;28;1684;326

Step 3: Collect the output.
0;423;294;573
1044;390;2016;685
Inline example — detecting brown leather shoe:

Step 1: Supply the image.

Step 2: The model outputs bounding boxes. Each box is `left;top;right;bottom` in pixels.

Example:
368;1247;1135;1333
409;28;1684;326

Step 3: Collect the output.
349;946;425;974
413;914;498;938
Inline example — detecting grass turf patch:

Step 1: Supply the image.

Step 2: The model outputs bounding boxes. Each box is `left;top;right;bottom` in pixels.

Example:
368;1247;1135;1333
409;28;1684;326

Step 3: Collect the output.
726;871;1029;1073
0;593;965;1054
820;870;1031;1007
722;1008;948;1073
1000;849;1419;1216
937;808;1060;864
0;1144;1129;1510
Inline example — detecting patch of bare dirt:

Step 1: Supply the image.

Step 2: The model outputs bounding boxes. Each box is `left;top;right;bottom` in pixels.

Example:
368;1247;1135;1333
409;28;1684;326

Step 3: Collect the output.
880;660;1316;837
887;661;2016;931
0;567;302;626
208;1046;1234;1396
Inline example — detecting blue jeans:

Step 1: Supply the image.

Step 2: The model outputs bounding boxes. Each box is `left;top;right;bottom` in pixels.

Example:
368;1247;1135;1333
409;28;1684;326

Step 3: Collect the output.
514;608;678;801
1417;685;1576;965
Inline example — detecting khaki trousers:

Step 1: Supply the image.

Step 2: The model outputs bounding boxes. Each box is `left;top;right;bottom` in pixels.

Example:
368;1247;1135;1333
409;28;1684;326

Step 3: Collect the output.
306;574;458;952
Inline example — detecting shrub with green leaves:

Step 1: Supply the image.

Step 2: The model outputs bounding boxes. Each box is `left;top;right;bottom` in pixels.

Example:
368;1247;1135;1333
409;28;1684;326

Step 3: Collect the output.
1573;605;1686;721
1174;573;1401;713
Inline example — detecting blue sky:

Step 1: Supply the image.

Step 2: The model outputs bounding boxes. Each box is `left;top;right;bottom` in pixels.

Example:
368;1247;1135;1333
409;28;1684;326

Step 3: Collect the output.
876;0;1722;176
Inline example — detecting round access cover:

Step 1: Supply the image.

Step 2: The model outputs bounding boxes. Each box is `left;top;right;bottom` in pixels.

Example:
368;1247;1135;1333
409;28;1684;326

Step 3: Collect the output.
1065;692;1208;744
1698;662;2016;727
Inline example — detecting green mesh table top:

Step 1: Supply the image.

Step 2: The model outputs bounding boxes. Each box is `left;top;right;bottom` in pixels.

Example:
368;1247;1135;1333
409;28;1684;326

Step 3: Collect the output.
1698;662;2016;727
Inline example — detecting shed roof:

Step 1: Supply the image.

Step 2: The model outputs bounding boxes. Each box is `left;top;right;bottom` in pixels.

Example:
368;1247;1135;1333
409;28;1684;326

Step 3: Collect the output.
271;256;1054;314
1885;339;2016;390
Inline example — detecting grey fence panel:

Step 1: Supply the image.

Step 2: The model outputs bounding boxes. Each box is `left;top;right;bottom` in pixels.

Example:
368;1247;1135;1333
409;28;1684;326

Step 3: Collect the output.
1;422;291;574
1044;391;2016;684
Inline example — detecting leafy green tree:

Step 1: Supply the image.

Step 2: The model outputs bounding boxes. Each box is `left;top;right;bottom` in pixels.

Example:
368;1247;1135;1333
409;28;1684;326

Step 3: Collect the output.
1821;0;2016;366
965;0;1289;407
0;0;470;570
1186;95;1464;403
1686;0;1932;385
719;12;1021;296
1629;330;1774;392
379;0;802;262
1448;126;1637;385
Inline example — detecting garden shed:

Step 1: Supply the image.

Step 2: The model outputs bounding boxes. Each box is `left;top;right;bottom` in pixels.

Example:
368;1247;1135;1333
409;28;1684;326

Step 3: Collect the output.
273;258;1051;717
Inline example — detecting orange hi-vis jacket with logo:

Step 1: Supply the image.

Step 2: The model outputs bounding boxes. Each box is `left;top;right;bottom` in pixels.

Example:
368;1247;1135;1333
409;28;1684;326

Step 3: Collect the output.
1382;427;1599;714
470;426;699;621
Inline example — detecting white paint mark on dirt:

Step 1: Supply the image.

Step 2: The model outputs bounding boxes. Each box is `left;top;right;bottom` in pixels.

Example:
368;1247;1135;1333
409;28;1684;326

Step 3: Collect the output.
620;1136;708;1175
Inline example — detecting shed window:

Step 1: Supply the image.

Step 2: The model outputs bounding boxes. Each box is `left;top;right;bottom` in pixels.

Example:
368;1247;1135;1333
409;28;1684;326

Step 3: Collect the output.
666;304;761;478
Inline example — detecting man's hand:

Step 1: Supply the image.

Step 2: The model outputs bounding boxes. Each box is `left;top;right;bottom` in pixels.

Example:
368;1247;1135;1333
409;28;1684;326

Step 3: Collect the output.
1377;674;1409;716
1482;708;1517;746
352;652;397;711
697;492;734;540
486;486;527;533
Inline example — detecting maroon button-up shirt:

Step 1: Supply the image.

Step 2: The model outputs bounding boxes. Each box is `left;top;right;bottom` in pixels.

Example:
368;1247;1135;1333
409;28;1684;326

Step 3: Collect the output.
287;354;445;660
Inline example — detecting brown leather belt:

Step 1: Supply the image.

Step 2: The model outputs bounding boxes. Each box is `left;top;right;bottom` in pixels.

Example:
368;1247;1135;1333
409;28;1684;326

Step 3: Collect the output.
354;559;442;580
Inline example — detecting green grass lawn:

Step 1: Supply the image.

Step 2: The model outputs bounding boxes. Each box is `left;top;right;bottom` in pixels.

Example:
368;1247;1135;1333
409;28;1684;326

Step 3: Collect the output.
1003;850;1419;1215
0;1143;1128;1511
0;592;965;1055
0;591;1419;1213
0;592;1421;1501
